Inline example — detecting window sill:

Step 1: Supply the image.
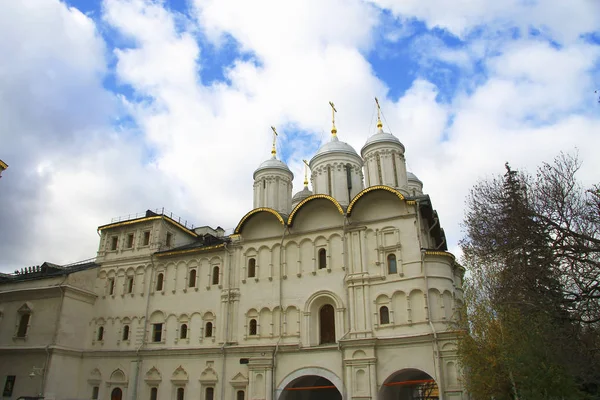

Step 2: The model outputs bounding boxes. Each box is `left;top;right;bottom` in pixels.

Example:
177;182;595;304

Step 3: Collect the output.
12;335;27;341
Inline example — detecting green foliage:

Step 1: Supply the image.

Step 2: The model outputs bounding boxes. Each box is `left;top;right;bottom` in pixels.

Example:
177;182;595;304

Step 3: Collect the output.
457;154;600;399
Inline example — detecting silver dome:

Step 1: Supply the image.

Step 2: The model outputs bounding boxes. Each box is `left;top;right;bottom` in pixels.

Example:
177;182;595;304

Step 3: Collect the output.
407;171;422;183
314;136;359;158
361;129;404;155
253;157;293;179
292;186;313;204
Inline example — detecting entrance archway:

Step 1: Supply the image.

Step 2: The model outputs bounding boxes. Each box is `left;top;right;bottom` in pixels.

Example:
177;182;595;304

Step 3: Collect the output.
379;369;439;400
280;375;342;400
111;387;123;400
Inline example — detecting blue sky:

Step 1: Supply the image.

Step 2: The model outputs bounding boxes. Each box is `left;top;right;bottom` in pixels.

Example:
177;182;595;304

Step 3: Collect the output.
0;0;599;271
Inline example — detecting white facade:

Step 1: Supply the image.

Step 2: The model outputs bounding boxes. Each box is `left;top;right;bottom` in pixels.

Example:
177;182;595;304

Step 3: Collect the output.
0;122;466;400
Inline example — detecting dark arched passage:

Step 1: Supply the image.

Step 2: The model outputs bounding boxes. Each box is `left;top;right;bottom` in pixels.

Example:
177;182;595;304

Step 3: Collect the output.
379;369;439;400
280;375;342;400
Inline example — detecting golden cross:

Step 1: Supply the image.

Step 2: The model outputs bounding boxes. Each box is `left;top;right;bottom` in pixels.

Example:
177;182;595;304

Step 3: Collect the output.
375;97;383;129
329;101;337;136
270;126;278;157
303;159;310;186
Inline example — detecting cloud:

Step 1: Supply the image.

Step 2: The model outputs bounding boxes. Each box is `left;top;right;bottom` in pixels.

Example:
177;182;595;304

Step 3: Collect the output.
1;0;599;272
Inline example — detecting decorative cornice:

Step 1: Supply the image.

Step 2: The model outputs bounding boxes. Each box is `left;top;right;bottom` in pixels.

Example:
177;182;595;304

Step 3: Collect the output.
155;243;226;258
98;216;197;238
423;250;456;260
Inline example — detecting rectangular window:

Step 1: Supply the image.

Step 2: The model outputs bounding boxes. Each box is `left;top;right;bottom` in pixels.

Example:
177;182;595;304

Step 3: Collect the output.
126;233;134;248
143;231;151;246
110;236;118;251
17;313;30;337
92;386;99;399
152;323;163;342
108;278;115;295
127;277;134;293
3;376;16;397
150;387;158;400
205;387;214;400
177;387;185;400
166;232;173;247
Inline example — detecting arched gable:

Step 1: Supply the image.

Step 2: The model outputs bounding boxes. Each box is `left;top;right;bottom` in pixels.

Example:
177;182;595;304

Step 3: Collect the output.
287;195;344;226
234;208;285;234
346;185;405;216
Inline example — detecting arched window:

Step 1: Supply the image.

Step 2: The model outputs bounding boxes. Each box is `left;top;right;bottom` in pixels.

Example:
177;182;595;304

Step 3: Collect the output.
122;325;130;341
249;319;257;336
319;304;336;344
156;273;164;291
318;248;327;269
150;387;158;400
97;326;104;341
212;266;219;285
180;324;188;339
188;269;197;288
17;313;30;338
387;254;397;274
108;278;115;295
237;390;245;400
247;258;256;278
205;387;214;400
205;322;213;338
177;387;184;400
380;306;390;325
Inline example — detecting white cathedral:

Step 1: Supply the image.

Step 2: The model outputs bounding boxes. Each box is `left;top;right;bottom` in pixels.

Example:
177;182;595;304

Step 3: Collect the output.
0;107;466;400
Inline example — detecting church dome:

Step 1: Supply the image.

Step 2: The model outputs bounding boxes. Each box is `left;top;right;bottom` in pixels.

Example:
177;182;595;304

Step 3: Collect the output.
313;136;359;159
407;171;422;183
361;128;404;154
253;156;293;180
292;186;313;205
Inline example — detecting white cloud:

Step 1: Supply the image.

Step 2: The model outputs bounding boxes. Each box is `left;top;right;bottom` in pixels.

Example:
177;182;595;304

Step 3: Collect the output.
1;0;599;273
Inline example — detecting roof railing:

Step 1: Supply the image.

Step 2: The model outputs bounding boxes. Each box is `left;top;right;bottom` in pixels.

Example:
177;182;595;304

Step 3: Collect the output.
110;208;195;229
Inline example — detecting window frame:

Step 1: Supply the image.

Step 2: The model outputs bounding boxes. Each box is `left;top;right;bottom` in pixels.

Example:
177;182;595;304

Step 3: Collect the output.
205;321;213;338
379;306;390;325
110;235;118;251
122;325;130;341
247;258;256;278
152;323;163;343
188;269;197;288
155;272;164;292
142;231;151;247
318;248;327;269
126;233;134;249
387;253;397;274
180;323;188;340
212;266;220;286
97;326;104;342
248;319;258;336
16;312;31;338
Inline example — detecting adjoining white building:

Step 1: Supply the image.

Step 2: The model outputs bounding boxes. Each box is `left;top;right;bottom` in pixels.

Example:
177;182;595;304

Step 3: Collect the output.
0;111;466;400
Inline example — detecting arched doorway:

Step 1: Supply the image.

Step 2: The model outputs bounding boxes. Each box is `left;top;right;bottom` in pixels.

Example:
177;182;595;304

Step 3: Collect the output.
319;304;335;344
280;375;342;400
111;387;123;400
379;369;439;400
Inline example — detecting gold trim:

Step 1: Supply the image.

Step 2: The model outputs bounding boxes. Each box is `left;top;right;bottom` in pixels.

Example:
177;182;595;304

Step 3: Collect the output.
234;208;285;234
156;243;225;257
287;194;344;226
0;159;7;169
346;185;405;215
424;250;455;260
406;200;416;205
98;215;197;237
